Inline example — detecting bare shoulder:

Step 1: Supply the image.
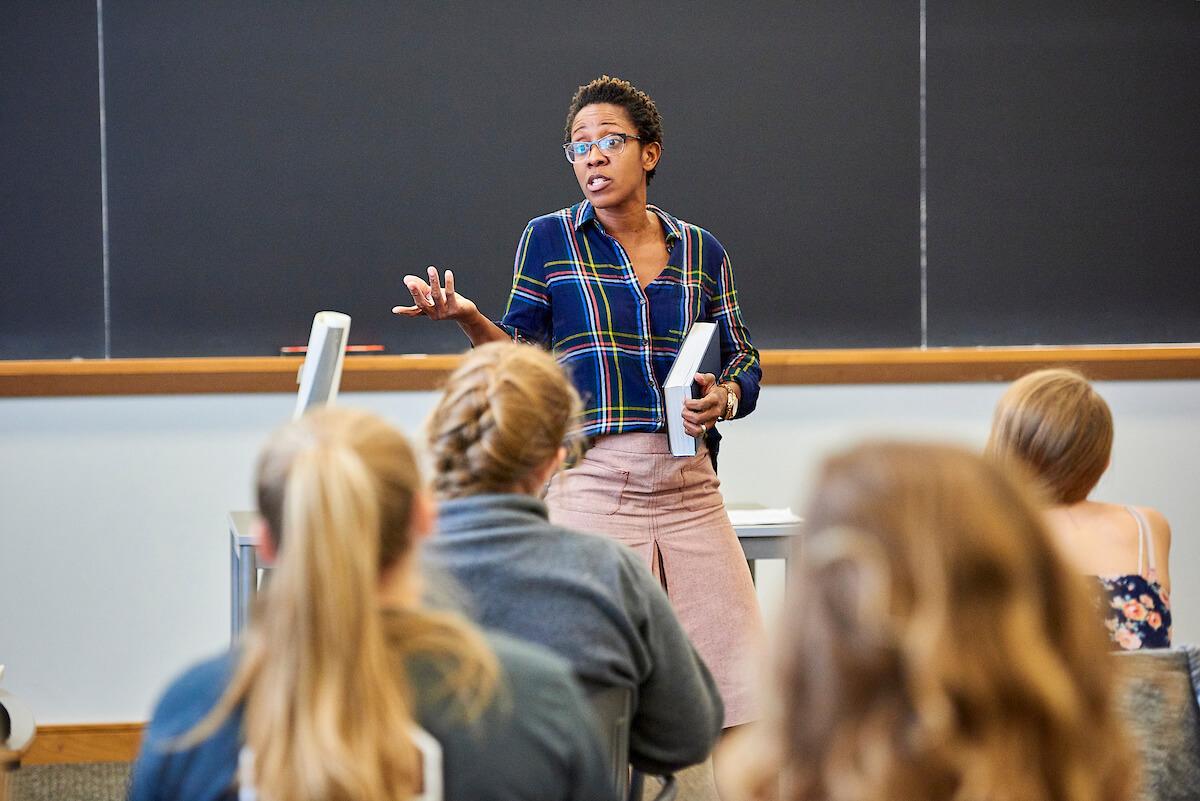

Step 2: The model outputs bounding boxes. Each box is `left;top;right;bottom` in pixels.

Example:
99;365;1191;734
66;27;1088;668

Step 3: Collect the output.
1136;505;1172;545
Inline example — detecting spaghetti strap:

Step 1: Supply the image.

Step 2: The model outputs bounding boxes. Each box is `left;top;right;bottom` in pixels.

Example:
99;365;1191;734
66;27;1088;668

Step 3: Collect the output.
1124;505;1156;576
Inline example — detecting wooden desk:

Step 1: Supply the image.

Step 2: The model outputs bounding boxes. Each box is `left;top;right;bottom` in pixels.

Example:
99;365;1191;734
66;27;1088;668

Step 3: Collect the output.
733;523;797;561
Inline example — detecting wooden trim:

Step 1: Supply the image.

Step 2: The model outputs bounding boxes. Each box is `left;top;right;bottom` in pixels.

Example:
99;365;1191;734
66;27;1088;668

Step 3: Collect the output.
1;345;1197;397
761;345;1200;385
0;354;460;397
21;723;143;765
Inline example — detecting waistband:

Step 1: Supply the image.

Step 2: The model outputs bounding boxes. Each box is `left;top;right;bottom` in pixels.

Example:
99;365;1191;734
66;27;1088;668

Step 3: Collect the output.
587;432;709;456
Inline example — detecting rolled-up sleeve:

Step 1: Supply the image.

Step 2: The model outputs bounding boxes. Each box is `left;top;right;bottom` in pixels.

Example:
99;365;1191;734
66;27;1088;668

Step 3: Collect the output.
496;222;552;347
708;249;761;418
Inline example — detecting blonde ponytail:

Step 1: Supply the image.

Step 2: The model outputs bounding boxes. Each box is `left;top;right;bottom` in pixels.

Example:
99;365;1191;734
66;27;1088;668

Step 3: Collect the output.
183;408;498;801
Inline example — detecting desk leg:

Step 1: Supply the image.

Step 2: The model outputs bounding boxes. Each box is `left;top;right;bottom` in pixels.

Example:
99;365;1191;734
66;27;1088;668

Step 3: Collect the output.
236;544;258;641
230;531;241;642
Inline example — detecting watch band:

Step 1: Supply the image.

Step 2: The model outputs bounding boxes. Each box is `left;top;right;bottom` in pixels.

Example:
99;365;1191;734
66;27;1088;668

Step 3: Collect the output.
719;382;738;421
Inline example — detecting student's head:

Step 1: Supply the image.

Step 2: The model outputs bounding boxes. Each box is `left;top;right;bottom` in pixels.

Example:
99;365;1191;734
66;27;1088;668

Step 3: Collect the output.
563;75;664;204
255;405;429;579
985;368;1113;504
428;342;582;498
762;442;1133;801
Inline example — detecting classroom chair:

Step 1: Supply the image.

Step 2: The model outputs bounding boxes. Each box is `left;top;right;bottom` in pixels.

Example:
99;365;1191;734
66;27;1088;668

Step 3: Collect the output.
585;685;678;801
1112;646;1200;801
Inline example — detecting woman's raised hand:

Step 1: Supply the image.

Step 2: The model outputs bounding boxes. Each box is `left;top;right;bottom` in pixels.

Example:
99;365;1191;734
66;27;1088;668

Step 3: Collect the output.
393;266;478;322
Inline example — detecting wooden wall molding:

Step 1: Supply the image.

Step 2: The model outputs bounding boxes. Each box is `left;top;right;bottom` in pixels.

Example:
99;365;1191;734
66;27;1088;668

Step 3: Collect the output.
761;344;1200;385
21;723;143;765
1;345;1197;398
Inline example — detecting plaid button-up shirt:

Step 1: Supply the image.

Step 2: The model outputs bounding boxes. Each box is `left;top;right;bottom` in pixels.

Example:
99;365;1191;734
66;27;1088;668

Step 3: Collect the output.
497;201;761;438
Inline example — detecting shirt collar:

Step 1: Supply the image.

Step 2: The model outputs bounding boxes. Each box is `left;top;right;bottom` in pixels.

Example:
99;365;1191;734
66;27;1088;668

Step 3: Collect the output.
435;493;550;533
572;200;683;244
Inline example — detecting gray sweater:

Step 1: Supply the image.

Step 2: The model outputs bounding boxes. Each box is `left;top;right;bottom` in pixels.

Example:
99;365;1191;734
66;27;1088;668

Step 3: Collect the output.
425;493;724;774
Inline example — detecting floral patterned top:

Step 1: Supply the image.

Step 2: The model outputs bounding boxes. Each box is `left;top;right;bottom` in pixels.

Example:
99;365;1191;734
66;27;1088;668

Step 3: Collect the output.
1095;506;1172;651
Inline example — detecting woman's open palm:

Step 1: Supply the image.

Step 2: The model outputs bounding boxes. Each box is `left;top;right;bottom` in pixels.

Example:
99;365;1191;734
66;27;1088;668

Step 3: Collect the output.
393;266;477;322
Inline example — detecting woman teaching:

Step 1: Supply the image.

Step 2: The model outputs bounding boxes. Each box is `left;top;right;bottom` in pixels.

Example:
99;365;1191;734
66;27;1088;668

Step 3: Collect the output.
395;75;764;726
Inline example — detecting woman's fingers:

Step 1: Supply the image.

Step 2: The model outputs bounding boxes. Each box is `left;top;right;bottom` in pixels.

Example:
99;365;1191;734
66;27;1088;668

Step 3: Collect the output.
694;372;718;393
404;275;433;305
396;269;471;321
682;381;722;435
684;392;722;413
427;267;446;312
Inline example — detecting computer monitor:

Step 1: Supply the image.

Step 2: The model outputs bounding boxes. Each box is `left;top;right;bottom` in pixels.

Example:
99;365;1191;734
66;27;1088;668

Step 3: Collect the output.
293;311;351;419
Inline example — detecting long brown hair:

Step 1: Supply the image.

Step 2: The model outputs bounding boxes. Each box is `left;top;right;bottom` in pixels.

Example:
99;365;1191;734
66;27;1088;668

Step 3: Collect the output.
427;342;582;498
186;407;498;801
985;368;1113;504
736;442;1135;801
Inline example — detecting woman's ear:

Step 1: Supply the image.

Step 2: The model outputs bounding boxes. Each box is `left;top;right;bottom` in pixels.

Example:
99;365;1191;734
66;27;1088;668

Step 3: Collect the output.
642;141;661;173
253;517;277;563
409;490;438;543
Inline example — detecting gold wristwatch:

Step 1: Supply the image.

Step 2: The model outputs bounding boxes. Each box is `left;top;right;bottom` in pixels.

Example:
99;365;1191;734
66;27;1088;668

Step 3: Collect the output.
718;381;739;421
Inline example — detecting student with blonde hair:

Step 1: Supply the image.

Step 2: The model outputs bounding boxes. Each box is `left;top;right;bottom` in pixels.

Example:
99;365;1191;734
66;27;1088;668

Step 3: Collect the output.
424;341;724;774
721;442;1136;801
129;407;614;801
987;368;1172;649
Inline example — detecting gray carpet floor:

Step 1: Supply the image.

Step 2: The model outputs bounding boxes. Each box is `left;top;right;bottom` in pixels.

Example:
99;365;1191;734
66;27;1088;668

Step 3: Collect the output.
6;758;717;801
8;763;130;801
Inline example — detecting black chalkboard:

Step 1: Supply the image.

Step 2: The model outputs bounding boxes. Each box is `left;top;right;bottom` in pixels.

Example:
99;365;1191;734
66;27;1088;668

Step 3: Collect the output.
1;2;105;359
926;1;1200;346
2;2;1196;360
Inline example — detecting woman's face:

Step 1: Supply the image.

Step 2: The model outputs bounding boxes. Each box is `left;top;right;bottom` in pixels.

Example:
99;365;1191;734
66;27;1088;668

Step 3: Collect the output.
568;103;660;209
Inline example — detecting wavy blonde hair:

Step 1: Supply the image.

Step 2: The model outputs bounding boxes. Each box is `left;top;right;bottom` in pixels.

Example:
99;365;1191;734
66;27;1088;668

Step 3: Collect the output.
427;342;583;498
185;408;498;801
735;442;1135;801
985;368;1113;504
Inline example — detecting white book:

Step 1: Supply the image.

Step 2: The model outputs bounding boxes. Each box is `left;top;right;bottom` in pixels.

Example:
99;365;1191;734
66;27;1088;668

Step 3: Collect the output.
293;311;351;419
663;322;720;457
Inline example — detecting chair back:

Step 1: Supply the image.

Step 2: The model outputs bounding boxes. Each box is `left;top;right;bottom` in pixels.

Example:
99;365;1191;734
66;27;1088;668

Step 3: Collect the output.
584;684;632;800
1112;646;1200;801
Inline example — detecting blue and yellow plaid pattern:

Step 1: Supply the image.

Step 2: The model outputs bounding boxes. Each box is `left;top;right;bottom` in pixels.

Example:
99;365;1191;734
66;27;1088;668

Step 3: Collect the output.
498;201;761;438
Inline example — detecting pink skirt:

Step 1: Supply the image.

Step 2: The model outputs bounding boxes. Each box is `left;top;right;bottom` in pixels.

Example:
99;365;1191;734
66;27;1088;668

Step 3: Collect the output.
544;432;764;727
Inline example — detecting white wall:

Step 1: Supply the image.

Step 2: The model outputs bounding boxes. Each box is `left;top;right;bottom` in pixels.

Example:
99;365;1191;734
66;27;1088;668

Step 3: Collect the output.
1;381;1197;723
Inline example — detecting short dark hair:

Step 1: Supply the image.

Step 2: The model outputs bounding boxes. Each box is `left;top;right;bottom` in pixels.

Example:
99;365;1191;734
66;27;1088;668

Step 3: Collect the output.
564;76;663;185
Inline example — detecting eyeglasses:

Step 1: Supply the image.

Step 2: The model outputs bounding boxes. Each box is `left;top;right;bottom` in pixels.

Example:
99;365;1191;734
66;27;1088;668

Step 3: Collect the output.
562;133;643;163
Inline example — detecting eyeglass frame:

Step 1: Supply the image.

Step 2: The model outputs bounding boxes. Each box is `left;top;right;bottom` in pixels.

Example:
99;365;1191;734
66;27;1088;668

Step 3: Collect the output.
562;132;644;163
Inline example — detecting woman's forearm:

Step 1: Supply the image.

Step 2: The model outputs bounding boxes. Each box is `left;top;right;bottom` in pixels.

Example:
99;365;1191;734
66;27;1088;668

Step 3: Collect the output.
457;309;509;346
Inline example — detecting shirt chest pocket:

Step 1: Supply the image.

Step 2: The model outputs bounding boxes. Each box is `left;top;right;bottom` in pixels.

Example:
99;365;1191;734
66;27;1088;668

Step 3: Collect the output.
645;275;706;337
